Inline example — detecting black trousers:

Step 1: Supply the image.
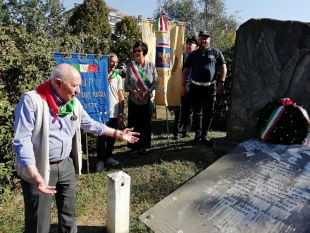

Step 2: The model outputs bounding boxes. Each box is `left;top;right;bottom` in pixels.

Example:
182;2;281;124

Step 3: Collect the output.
21;157;77;233
97;118;118;162
173;92;192;135
190;83;216;138
127;99;151;150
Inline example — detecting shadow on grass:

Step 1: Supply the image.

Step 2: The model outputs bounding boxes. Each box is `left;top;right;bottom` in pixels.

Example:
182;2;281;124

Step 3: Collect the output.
81;120;226;175
51;225;107;233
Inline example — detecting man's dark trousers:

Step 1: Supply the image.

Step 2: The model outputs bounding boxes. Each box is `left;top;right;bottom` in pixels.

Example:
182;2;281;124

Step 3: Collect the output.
21;157;77;233
173;92;192;136
190;83;216;139
97;118;118;161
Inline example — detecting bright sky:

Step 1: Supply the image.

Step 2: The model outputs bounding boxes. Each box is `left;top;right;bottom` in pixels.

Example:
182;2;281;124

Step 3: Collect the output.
64;0;310;24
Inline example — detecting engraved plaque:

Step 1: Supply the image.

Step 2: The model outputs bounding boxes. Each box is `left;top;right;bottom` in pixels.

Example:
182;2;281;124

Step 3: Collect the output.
140;139;310;233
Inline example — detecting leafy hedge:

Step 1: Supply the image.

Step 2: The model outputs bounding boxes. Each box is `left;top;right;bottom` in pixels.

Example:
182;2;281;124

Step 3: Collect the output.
210;46;234;132
0;26;79;201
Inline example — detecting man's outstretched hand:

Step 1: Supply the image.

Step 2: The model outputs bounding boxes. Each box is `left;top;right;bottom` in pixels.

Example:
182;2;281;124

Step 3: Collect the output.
120;127;140;143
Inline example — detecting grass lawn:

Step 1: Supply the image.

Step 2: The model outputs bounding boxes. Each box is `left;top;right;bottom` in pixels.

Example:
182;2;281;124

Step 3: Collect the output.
0;109;226;233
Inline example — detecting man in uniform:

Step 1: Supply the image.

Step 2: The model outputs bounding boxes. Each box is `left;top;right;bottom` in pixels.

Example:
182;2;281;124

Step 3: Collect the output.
173;35;197;140
180;30;227;146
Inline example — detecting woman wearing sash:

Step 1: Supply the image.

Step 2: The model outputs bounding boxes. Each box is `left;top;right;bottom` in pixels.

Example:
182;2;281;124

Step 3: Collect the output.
125;41;159;157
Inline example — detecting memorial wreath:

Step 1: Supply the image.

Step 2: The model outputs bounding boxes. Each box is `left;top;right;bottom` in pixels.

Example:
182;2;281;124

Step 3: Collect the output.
257;98;310;145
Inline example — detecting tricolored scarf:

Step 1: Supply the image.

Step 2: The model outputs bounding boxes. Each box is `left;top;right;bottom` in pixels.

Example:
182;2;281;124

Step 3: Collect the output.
36;81;75;123
108;70;119;84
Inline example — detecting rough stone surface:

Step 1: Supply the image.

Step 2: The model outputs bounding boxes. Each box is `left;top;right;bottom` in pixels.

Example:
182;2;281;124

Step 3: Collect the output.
227;18;310;142
140;139;310;233
212;136;239;153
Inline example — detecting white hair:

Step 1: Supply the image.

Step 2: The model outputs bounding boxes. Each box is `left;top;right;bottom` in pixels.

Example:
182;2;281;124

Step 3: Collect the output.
50;66;68;83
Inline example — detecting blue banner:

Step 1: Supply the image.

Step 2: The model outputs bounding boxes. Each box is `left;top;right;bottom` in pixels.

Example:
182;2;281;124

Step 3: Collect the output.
54;53;109;123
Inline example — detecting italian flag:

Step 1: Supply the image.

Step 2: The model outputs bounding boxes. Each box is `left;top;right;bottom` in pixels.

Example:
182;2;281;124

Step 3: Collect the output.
72;64;98;73
155;13;168;32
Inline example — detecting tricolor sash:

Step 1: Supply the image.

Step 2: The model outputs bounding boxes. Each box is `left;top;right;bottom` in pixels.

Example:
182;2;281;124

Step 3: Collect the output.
129;61;156;117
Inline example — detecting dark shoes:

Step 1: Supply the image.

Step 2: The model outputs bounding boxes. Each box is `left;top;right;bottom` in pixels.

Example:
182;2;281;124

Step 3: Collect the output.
201;137;213;147
192;136;201;144
181;132;190;138
173;132;190;140
131;149;148;158
193;136;213;147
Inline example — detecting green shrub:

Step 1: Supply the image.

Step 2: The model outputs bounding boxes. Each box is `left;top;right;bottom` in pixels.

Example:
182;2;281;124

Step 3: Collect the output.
210;46;234;132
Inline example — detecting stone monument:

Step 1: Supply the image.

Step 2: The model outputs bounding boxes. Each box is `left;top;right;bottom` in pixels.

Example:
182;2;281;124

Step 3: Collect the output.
227;18;310;142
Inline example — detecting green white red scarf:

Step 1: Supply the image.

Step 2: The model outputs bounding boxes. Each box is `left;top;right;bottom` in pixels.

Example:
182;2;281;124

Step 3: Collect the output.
36;81;75;123
129;61;156;117
108;70;119;84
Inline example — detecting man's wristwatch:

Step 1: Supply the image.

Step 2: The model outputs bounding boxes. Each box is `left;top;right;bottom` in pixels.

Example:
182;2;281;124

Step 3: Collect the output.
119;113;123;116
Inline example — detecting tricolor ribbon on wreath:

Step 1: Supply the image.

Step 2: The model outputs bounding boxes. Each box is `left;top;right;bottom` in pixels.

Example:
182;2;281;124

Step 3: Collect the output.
260;98;310;145
129;61;156;118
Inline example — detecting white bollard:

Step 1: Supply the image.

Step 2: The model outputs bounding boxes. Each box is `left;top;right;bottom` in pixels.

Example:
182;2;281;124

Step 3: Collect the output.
107;171;131;233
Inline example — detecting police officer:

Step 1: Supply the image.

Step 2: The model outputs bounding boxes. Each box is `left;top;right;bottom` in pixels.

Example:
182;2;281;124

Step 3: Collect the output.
181;30;227;146
173;35;198;140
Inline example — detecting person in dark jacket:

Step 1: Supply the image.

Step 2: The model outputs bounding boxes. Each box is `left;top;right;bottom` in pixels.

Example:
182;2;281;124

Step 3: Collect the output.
181;31;227;146
173;35;198;140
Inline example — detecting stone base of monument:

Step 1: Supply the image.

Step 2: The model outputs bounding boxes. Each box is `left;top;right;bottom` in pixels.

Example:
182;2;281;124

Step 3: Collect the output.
139;139;310;233
212;136;239;153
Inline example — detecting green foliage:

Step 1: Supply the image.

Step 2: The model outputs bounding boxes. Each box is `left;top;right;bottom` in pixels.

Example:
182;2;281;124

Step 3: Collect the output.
68;0;111;54
156;0;200;36
0;0;11;24
68;0;111;40
256;99;309;145
199;0;238;50
4;0;67;35
0;26;56;200
77;33;110;55
210;46;234;132
156;0;238;51
111;16;142;66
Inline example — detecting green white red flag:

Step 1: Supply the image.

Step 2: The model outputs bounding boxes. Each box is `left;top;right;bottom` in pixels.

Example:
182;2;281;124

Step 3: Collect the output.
155;12;168;32
71;64;98;73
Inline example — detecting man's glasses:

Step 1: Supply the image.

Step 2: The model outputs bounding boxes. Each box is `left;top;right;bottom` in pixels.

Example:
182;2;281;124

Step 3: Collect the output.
134;49;142;53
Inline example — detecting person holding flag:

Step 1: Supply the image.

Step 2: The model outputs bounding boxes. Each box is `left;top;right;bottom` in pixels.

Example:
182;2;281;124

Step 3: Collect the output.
125;41;159;158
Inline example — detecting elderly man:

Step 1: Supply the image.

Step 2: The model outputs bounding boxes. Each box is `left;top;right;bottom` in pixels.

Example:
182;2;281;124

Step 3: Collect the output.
181;30;227;146
13;63;139;233
173;35;198;140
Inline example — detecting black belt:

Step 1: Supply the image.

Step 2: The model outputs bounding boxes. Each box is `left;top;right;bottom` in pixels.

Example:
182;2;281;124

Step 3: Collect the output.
49;159;64;165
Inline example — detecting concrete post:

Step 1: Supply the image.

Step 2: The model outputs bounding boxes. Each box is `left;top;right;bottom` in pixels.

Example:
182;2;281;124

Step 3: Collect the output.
107;171;131;233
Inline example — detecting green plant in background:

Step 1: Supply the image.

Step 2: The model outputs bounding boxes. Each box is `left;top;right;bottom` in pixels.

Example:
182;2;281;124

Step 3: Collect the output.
154;0;238;51
68;0;111;54
210;45;234;132
0;26;56;201
111;16;142;67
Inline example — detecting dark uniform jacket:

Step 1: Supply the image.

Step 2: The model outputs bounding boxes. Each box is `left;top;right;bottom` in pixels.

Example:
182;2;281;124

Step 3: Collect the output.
184;47;226;83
